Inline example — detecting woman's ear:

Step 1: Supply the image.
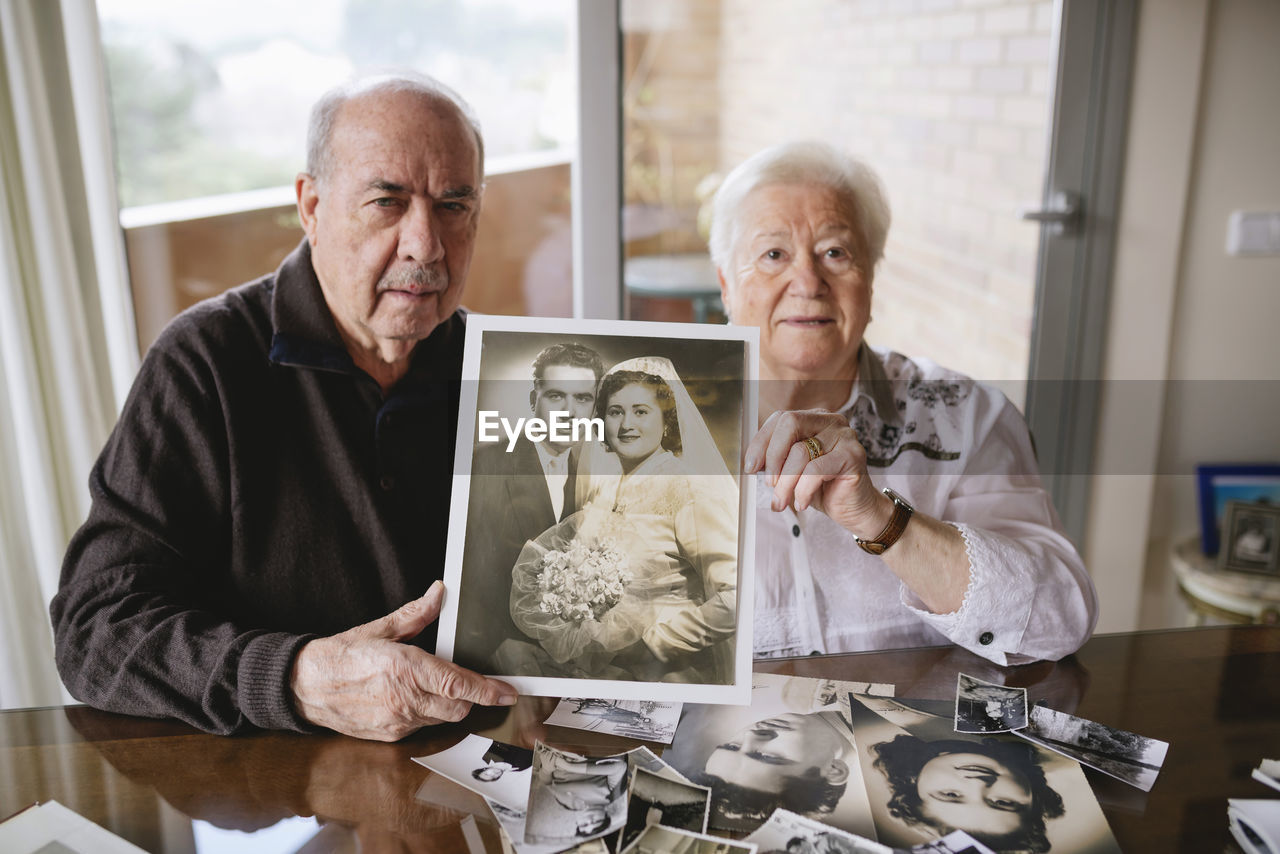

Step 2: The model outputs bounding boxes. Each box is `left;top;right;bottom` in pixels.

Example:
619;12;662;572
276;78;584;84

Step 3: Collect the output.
822;757;850;785
716;267;734;323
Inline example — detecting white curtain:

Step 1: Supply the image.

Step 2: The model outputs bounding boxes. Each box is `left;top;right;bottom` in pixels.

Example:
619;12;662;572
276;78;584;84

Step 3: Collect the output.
0;0;136;709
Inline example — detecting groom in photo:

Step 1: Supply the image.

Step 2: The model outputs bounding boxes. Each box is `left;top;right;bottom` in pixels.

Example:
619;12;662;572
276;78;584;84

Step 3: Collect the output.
453;342;606;671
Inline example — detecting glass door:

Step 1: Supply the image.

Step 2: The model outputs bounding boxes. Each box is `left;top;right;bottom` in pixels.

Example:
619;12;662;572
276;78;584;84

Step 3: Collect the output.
587;0;1133;544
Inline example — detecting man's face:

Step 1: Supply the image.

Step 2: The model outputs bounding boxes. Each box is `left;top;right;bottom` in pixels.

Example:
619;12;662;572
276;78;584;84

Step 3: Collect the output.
531;364;599;453
298;88;482;361
703;713;844;794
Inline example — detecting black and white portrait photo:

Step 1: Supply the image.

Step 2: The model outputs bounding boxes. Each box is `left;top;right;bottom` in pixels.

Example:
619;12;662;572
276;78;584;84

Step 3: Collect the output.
1220;500;1280;574
622;824;758;854
619;766;712;852
1013;705;1168;792
954;674;1028;734
742;808;888;853
524;742;630;846
847;694;1121;853
411;734;533;811
662;673;876;836
546;697;683;743
437;315;757;704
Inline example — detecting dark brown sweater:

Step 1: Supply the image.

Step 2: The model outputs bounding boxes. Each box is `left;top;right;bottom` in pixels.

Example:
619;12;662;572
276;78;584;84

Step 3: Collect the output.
50;241;463;734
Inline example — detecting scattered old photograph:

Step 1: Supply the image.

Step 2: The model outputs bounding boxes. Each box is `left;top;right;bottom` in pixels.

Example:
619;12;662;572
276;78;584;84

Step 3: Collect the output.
412;734;533;811
909;830;997;854
1012;705;1169;792
954;674;1028;734
627;745;696;785
621;823;758;854
619;767;712;852
437;315;758;705
524;742;630;846
662;673;878;836
546;697;683;743
1253;759;1280;793
486;798;597;854
847;694;1121;853
742;808;890;853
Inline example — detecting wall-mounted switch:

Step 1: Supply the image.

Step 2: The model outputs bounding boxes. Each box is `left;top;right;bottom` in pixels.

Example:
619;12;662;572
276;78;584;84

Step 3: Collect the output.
1226;210;1280;256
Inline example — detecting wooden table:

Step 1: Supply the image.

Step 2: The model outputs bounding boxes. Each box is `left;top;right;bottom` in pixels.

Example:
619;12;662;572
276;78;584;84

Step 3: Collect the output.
3;626;1278;852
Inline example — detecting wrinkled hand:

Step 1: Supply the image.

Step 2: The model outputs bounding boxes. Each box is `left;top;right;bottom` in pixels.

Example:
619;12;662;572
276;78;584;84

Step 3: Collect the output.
744;409;892;539
290;581;516;741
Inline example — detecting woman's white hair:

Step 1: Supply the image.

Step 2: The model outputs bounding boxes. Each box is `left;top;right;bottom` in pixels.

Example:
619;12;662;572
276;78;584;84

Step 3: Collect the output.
305;71;484;184
709;141;891;285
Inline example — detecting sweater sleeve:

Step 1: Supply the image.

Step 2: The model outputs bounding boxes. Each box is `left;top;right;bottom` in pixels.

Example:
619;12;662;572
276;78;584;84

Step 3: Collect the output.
49;318;313;734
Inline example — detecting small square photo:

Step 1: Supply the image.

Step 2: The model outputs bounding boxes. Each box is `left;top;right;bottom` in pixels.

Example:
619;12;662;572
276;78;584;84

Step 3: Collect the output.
1219;500;1280;576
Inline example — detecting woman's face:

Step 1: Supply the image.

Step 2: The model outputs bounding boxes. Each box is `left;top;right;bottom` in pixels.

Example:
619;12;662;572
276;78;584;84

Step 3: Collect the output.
604;383;665;467
915;752;1033;838
720;182;871;383
704;713;844;794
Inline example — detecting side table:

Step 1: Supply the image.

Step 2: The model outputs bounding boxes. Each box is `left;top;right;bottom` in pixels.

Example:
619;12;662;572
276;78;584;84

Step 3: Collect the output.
1171;533;1280;625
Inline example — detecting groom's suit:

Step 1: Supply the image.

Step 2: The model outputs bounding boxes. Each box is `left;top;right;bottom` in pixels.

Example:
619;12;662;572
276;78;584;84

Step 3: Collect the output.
454;436;577;672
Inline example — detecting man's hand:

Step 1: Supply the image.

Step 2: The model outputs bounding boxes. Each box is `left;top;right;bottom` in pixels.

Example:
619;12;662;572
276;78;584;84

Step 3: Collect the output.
290;581;516;741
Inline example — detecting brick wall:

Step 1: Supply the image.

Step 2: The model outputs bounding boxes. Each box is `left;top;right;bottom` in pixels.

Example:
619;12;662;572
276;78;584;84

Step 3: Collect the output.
625;0;1055;402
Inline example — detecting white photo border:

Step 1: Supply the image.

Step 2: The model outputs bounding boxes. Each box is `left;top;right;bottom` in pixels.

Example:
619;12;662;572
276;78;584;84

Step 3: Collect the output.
436;313;757;705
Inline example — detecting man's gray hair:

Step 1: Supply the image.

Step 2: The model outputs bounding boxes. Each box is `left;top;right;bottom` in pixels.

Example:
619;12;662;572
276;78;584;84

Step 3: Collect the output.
709;141;891;284
305;71;485;183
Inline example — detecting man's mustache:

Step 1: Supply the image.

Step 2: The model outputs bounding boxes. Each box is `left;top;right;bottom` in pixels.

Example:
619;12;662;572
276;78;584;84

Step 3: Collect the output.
378;265;448;293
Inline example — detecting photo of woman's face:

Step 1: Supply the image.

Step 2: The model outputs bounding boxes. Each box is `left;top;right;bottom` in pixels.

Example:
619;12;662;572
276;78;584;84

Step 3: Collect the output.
605;383;665;464
915;751;1032;837
704;713;843;793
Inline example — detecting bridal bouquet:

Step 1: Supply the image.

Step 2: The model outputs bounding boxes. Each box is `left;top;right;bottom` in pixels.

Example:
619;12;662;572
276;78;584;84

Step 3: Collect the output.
534;536;629;622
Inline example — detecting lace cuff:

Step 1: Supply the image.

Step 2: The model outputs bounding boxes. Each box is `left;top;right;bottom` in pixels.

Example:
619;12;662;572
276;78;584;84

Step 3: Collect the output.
900;522;1033;665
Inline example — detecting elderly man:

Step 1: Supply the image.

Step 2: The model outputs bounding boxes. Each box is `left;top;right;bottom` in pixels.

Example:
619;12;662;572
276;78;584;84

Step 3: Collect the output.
712;141;1097;665
51;73;514;741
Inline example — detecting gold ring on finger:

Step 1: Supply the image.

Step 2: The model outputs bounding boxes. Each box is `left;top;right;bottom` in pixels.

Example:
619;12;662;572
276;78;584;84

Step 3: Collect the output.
803;436;824;462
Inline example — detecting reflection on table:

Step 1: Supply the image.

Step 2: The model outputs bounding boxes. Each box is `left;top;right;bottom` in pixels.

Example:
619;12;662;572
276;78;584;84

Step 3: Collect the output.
2;626;1278;852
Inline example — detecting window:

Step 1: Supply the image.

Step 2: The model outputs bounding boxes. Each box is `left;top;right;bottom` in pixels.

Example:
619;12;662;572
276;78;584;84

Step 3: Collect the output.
97;0;578;349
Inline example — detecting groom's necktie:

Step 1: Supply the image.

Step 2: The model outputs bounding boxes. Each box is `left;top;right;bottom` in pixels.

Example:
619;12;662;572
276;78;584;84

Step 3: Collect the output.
560;449;578;521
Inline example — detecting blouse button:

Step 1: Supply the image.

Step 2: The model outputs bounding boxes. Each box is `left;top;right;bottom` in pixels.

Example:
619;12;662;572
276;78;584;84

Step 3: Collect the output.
791;524;801;537
979;631;994;646
380;475;396;491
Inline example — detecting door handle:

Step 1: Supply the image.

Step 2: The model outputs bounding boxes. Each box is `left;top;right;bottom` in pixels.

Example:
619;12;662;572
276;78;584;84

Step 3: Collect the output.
1019;190;1081;236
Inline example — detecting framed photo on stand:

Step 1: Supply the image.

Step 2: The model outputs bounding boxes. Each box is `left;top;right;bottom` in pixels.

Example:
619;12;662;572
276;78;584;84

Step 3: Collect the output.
1218;500;1280;577
1195;464;1280;555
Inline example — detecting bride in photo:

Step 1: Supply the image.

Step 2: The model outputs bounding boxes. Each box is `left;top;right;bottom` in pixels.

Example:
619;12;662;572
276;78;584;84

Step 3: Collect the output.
497;356;739;684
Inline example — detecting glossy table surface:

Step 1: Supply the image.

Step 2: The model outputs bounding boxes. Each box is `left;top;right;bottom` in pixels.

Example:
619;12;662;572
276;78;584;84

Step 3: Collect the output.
3;626;1279;853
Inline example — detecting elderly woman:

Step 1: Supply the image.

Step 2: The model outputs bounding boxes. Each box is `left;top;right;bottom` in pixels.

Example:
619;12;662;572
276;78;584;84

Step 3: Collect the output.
710;141;1097;664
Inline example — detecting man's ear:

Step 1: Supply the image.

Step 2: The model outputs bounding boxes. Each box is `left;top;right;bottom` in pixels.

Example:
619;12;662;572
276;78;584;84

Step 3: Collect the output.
296;173;321;244
821;757;850;785
529;388;537;411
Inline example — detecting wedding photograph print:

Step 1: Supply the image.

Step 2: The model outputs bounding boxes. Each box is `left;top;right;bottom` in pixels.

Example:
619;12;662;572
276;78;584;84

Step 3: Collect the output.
436;315;758;705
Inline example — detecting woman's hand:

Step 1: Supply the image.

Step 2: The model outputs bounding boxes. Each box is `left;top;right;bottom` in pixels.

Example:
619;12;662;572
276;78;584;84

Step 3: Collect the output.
746;409;972;614
744;409;894;541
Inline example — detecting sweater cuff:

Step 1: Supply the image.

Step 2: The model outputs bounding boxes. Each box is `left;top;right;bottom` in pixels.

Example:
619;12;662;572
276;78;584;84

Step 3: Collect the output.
237;631;318;732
